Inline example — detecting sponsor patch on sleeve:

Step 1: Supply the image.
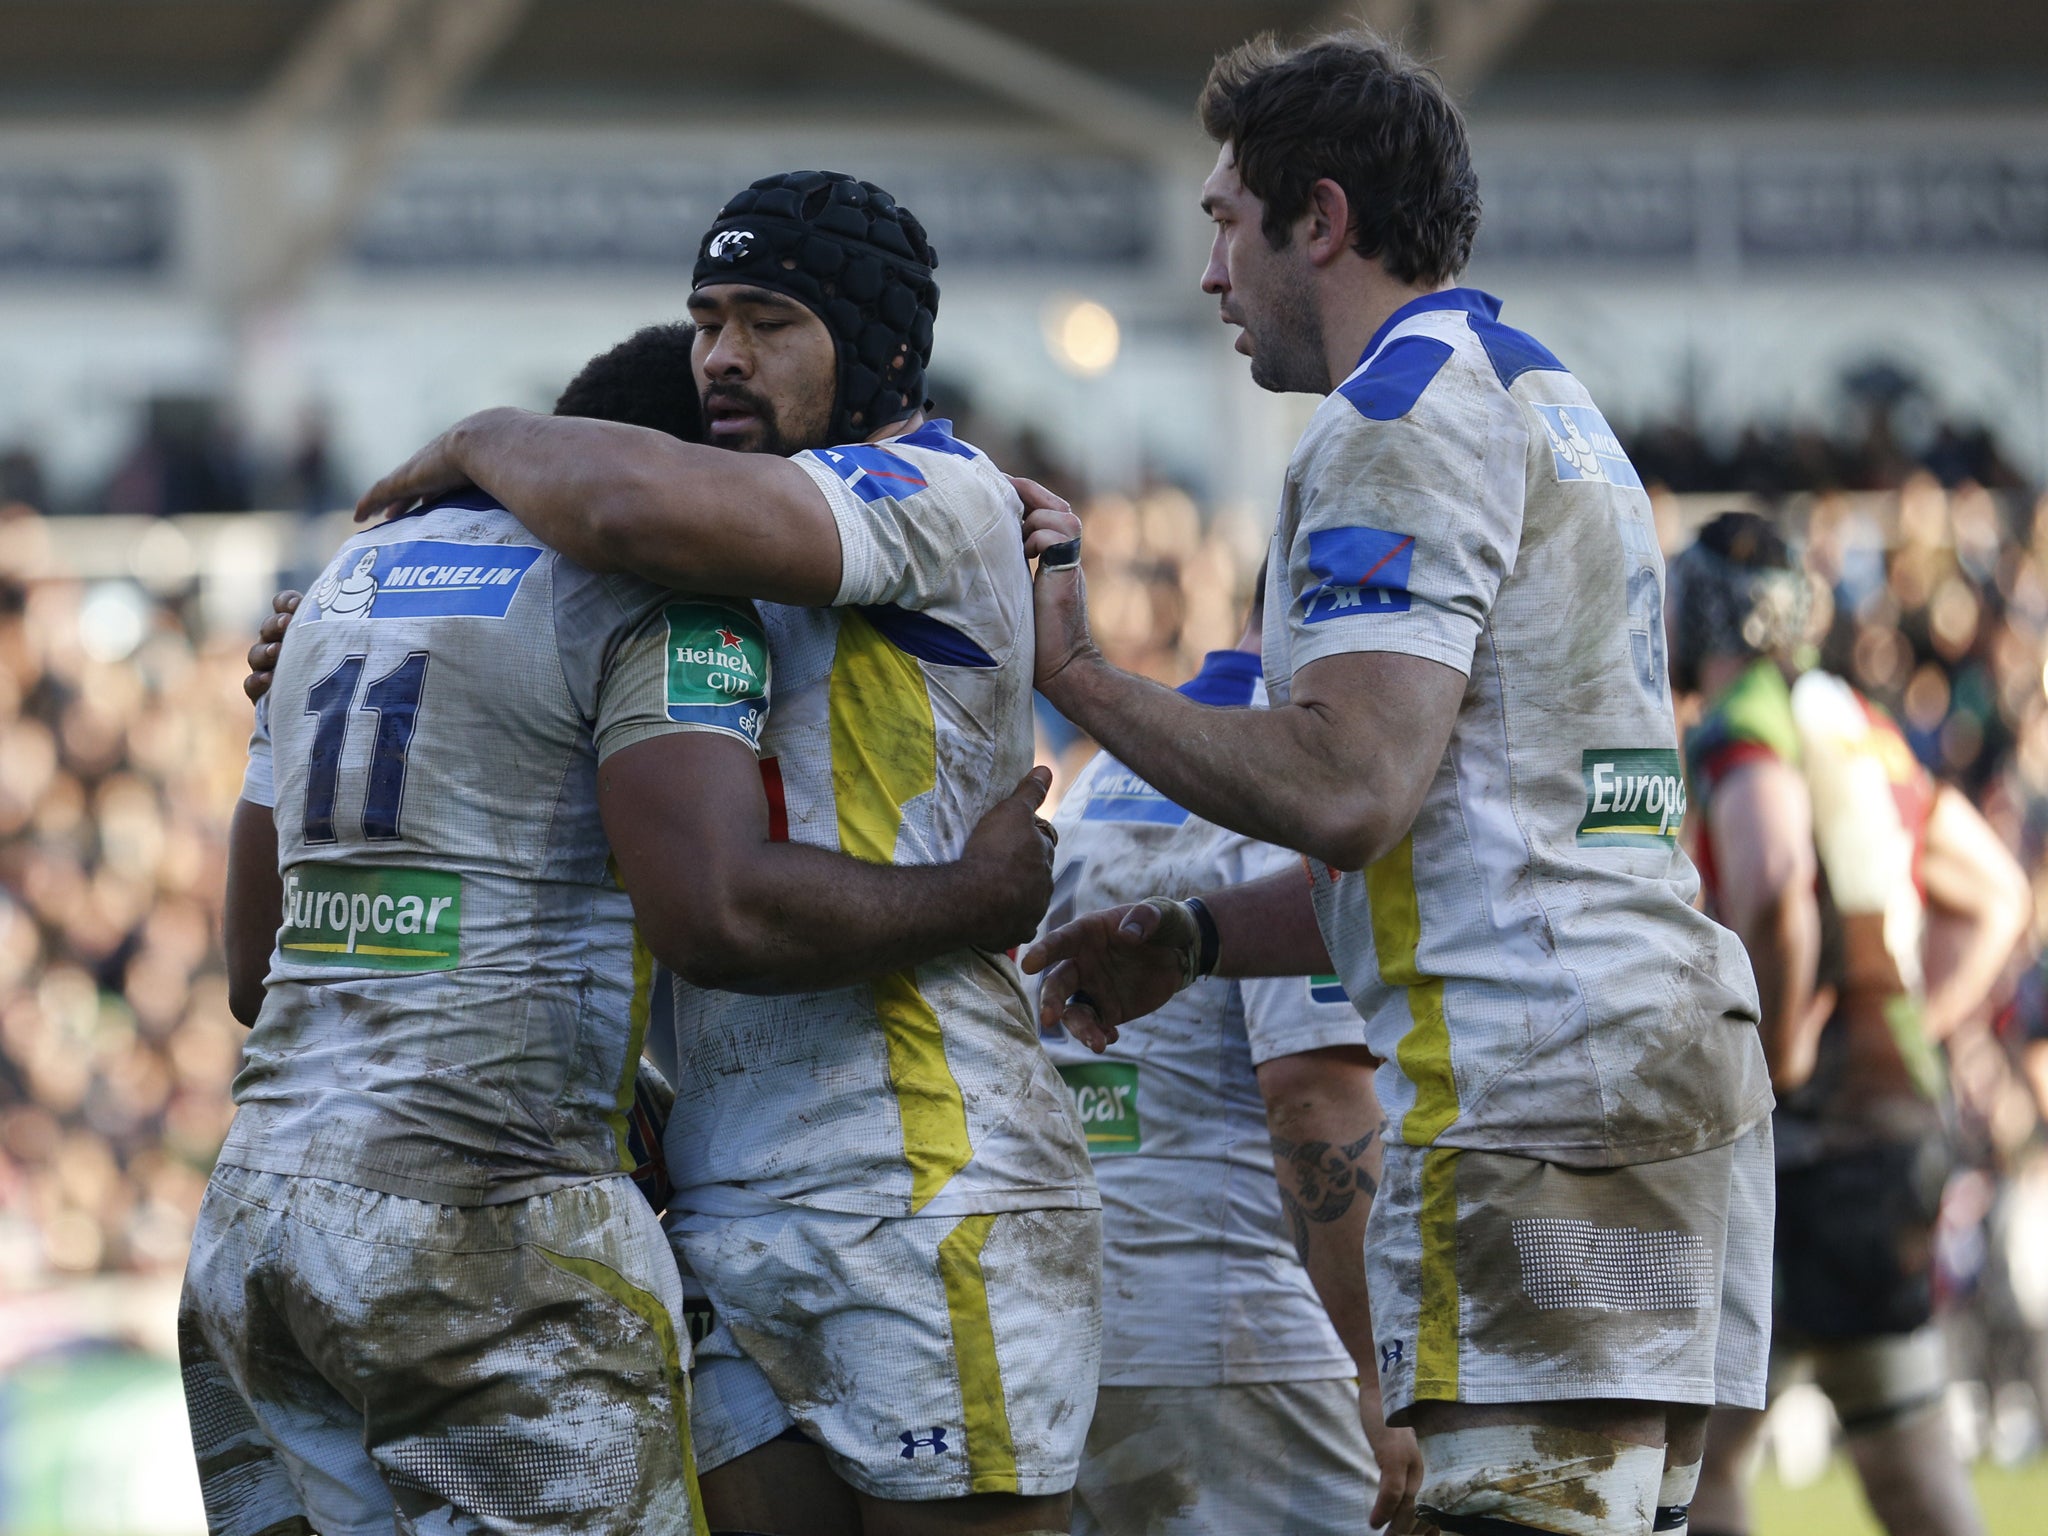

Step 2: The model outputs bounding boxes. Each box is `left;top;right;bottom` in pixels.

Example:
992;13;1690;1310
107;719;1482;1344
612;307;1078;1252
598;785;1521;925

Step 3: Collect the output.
1308;973;1350;1005
1057;1061;1140;1155
1535;403;1644;490
1578;748;1687;846
805;444;930;504
306;540;542;621
1299;525;1416;623
664;602;769;747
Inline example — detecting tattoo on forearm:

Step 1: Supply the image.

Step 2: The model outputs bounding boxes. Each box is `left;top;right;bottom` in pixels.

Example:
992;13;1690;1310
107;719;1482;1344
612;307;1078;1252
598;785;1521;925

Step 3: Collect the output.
1270;1120;1384;1266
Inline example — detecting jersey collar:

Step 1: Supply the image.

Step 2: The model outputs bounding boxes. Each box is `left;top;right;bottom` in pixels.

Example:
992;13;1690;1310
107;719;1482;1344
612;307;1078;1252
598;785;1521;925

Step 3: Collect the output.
1357;287;1503;370
1177;648;1263;708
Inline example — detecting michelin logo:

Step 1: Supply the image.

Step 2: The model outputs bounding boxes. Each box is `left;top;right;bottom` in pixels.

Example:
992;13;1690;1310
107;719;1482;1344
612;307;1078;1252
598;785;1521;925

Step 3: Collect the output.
1535;403;1643;491
309;540;542;622
1081;764;1190;826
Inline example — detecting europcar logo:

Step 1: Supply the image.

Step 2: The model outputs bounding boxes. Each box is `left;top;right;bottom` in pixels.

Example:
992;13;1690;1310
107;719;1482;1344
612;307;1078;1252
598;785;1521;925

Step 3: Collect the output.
708;229;755;261
664;602;769;747
1057;1061;1140;1155
1578;748;1687;847
279;866;460;972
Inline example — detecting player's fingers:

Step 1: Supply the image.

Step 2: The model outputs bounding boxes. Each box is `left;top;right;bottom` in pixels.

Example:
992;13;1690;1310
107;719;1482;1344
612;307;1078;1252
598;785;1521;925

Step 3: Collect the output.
273;589;302;615
1010;765;1053;811
1114;900;1165;944
1034;957;1077;1029
247;637;277;673
1008;474;1072;517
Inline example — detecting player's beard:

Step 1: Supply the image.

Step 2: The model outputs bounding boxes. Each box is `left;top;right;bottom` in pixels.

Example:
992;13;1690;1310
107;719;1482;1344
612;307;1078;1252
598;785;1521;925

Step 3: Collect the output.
1245;279;1329;395
702;370;837;456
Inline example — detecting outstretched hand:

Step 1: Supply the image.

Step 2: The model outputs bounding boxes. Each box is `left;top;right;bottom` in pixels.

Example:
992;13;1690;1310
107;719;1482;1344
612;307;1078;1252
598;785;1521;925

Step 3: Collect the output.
244;590;301;704
1020;900;1198;1053
959;768;1061;953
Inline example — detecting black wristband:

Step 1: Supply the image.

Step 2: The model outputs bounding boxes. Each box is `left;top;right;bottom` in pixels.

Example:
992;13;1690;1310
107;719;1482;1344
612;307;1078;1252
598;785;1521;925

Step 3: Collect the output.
1184;896;1221;979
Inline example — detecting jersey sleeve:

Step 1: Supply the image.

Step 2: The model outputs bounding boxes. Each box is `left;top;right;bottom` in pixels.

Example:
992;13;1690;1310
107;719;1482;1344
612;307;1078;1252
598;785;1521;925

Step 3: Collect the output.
591;596;772;762
241;694;275;808
1280;347;1527;680
1225;834;1369;1064
795;441;1020;611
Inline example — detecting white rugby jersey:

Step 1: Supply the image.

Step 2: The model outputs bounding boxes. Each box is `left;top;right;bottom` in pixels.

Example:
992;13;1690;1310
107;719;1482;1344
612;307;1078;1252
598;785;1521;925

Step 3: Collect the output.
231;495;771;1206
1037;650;1361;1386
660;421;1096;1219
1262;289;1767;1167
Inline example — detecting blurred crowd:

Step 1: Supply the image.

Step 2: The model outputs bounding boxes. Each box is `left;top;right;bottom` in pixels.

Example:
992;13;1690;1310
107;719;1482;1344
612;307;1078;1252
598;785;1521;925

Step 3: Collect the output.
2;398;2048;1460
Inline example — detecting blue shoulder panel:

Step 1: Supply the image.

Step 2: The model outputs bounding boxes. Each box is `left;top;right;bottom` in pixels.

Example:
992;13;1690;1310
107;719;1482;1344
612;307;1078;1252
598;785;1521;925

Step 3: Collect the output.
1338;335;1454;422
895;419;979;460
807;444;929;504
1473;319;1566;390
855;604;997;669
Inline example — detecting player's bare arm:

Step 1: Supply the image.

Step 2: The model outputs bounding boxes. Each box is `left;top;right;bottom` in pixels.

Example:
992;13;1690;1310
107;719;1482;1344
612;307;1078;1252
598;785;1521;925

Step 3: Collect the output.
1036;571;1463;871
1706;755;1825;1090
223;798;282;1026
356;406;845;605
1258;1043;1421;1533
601;735;1056;993
1025;868;1328;1050
1919;782;2032;1041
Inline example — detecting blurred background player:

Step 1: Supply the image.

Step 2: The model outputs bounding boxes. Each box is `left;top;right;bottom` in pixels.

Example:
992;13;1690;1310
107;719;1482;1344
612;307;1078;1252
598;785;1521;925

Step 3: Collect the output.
1026;34;1771;1536
351;175;1099;1536
221;321;1065;1536
1035;572;1411;1536
1672;511;2032;1536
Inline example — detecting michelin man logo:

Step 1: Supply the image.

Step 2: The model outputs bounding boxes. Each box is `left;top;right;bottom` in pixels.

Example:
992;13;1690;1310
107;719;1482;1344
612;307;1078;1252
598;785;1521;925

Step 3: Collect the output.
708;229;755;262
1534;403;1644;490
314;549;380;618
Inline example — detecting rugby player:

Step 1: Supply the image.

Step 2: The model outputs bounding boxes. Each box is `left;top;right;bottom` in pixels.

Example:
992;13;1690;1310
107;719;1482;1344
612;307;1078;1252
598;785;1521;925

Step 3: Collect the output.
1035;575;1411;1535
1669;513;2025;1536
203;322;1062;1536
348;175;1099;1536
1024;36;1772;1536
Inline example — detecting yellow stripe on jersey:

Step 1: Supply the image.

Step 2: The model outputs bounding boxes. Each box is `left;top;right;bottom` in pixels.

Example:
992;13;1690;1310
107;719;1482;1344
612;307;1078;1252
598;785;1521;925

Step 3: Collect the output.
608;928;657;1173
936;1213;1020;1495
1368;833;1460;1144
1414;1148;1462;1400
536;1247;710;1536
828;610;973;1212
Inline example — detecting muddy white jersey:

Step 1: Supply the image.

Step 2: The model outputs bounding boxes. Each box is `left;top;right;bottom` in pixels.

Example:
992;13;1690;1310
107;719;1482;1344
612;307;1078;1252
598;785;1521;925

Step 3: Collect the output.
1037;650;1361;1386
1261;288;1767;1167
659;421;1095;1219
229;494;771;1206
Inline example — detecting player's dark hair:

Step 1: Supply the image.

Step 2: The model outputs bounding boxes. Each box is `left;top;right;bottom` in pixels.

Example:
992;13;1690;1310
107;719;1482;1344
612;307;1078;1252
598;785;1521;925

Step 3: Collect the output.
553;323;704;443
1198;32;1481;286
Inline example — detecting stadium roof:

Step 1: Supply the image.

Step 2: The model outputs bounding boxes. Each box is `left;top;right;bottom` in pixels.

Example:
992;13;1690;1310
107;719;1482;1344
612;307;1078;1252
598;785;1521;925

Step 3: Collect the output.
0;0;2041;123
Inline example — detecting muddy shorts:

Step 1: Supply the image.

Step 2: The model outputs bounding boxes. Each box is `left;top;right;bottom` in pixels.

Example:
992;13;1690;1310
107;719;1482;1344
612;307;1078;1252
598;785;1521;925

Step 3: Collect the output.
178;1163;705;1536
1071;1379;1378;1536
668;1202;1101;1501
1366;1120;1773;1418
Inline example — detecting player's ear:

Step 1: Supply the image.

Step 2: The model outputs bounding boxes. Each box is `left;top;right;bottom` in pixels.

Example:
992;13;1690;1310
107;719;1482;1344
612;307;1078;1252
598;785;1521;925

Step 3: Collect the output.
1304;178;1352;267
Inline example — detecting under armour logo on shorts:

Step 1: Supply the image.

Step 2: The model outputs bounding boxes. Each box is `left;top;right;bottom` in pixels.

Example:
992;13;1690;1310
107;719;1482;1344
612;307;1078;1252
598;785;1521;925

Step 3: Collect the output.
1380;1340;1405;1372
899;1427;949;1459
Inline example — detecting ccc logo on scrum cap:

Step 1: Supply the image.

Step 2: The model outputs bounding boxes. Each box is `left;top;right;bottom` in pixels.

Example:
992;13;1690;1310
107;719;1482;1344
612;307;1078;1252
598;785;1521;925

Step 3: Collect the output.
708;229;755;261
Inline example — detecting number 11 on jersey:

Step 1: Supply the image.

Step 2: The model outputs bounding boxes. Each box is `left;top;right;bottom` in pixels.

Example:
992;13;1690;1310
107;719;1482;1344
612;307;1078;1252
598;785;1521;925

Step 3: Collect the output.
303;651;430;845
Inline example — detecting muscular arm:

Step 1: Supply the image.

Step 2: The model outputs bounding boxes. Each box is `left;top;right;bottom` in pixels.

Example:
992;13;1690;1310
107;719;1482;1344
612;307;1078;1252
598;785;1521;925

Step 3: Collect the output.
224;798;281;1026
363;408;845;604
1707;758;1823;1090
1919;784;2032;1042
1040;641;1464;872
599;733;1053;994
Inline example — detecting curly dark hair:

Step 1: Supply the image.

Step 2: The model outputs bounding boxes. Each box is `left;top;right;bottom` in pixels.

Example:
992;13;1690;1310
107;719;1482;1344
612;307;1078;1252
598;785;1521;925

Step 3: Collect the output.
1198;32;1482;286
553;323;704;443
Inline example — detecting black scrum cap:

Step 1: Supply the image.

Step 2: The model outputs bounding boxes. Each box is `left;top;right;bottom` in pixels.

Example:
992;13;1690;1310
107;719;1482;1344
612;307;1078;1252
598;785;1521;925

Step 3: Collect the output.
693;170;940;444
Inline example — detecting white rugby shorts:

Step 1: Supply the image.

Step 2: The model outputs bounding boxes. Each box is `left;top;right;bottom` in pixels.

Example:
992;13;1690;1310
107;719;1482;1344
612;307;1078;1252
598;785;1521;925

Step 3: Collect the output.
1367;1119;1773;1417
1072;1379;1379;1536
670;1203;1101;1500
179;1165;705;1536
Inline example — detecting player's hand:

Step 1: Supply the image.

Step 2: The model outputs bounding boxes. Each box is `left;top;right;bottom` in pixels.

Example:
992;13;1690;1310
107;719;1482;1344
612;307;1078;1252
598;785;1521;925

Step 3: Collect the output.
1009;474;1082;561
1021;901;1196;1053
1358;1382;1424;1532
355;415;484;523
960;767;1060;952
244;590;302;704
